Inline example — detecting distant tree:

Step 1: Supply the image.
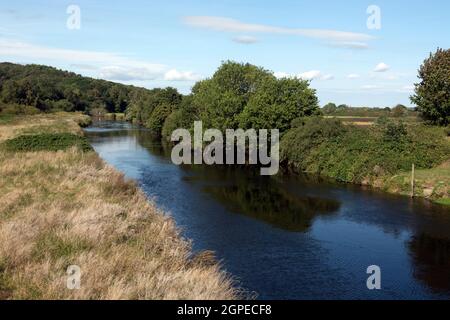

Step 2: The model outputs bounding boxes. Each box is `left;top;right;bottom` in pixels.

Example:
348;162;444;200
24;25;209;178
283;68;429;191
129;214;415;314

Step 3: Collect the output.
392;104;407;117
411;48;450;125
322;103;337;114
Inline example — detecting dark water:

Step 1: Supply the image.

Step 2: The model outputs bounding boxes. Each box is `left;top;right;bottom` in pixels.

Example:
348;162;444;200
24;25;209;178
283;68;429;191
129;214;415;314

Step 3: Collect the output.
84;121;450;300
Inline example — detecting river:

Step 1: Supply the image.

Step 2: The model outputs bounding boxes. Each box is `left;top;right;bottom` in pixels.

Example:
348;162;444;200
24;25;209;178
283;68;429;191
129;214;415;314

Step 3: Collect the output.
84;121;450;300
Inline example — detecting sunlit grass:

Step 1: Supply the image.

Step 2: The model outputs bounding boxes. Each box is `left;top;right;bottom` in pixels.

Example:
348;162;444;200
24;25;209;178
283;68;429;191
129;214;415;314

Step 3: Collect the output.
0;112;238;300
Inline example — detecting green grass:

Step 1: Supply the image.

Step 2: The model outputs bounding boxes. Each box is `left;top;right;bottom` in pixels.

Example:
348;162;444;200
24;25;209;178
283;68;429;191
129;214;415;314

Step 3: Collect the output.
0;114;16;124
435;198;450;206
32;233;92;261
2;133;93;152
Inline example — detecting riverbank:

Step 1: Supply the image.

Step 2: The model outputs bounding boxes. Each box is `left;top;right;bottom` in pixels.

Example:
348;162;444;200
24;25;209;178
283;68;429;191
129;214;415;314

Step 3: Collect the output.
0;112;237;299
280;117;450;206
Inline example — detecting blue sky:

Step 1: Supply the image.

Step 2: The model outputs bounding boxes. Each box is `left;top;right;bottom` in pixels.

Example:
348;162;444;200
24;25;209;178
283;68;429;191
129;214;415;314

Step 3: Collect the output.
0;0;449;107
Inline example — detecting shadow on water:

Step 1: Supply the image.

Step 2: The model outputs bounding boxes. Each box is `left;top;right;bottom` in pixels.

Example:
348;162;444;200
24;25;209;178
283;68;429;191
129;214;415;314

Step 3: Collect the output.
408;233;450;294
179;166;341;232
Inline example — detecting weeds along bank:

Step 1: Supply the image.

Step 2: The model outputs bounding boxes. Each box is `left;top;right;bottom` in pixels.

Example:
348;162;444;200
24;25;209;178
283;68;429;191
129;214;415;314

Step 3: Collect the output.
0;112;237;299
280;117;450;203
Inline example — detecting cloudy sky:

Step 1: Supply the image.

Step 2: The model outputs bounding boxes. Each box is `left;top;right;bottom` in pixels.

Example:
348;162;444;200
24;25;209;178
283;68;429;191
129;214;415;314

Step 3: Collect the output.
0;0;449;107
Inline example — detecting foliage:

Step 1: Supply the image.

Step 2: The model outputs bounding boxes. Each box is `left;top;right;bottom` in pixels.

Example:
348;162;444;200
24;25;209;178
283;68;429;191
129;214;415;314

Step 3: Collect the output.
281;117;450;183
125;87;182;125
146;103;173;137
2;133;93;152
411;48;450;126
189;61;274;131
0;63;181;118
322;103;337;114
161;96;198;141
322;104;417;118
190;61;319;133
0;102;40;115
392;104;408;117
238;77;319;132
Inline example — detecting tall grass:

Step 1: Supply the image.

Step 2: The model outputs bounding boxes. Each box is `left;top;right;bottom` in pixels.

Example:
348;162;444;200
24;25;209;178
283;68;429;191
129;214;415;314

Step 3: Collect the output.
0;112;238;299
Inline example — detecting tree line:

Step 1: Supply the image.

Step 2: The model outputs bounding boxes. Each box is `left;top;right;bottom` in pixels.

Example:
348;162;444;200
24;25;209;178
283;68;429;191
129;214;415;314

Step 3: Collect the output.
1;47;448;132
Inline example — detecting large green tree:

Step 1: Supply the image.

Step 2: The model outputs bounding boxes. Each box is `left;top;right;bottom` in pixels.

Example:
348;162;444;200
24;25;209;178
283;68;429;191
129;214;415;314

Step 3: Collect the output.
190;61;319;132
190;61;274;131
411;48;450;125
238;77;319;132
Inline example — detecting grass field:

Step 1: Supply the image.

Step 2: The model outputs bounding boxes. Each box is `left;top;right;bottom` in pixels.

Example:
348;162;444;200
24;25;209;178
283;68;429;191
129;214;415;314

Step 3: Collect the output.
323;115;420;126
382;161;450;203
0;112;238;299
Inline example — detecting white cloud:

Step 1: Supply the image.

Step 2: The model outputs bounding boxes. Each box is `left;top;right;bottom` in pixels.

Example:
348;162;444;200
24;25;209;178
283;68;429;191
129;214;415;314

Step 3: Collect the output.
298;70;333;81
232;35;258;44
164;69;200;81
273;72;292;79
329;41;369;49
396;85;415;93
361;85;380;90
275;70;333;81
70;63;98;71
374;62;390;72
0;38;199;82
298;70;323;80
183;16;373;47
0;38;165;71
347;73;360;79
321;74;334;81
100;66;161;81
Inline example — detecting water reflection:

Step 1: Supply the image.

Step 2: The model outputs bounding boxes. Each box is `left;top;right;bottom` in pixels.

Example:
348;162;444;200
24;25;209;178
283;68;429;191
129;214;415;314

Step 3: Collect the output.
408;233;450;294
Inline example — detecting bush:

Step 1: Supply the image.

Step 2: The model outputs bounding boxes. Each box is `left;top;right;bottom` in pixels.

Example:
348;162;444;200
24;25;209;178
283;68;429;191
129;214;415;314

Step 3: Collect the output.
146;103;172;137
0;103;40;115
2;133;93;152
281;117;450;183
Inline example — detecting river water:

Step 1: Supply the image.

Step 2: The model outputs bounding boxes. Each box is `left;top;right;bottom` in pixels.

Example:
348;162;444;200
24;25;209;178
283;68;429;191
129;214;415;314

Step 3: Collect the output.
84;121;450;300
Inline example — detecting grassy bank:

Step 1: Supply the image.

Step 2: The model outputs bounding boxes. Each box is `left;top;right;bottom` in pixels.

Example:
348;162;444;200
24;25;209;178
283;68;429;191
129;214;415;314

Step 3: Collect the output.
0;112;237;299
280;117;450;204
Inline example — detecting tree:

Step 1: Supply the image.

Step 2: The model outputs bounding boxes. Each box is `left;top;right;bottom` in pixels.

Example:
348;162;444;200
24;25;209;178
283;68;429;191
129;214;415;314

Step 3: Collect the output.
391;104;407;117
411;48;450;125
322;103;337;114
190;61;319;132
191;61;274;131
238;77;319;132
147;103;173;137
162;95;197;141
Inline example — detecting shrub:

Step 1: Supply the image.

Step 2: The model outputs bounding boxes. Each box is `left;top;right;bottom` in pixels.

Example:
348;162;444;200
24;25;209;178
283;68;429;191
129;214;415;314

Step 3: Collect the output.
281;117;450;183
0;103;40;115
2;133;93;152
146;103;172;137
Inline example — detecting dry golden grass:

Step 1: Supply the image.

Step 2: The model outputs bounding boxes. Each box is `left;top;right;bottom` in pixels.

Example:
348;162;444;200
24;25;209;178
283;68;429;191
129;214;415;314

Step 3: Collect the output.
0;113;239;300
